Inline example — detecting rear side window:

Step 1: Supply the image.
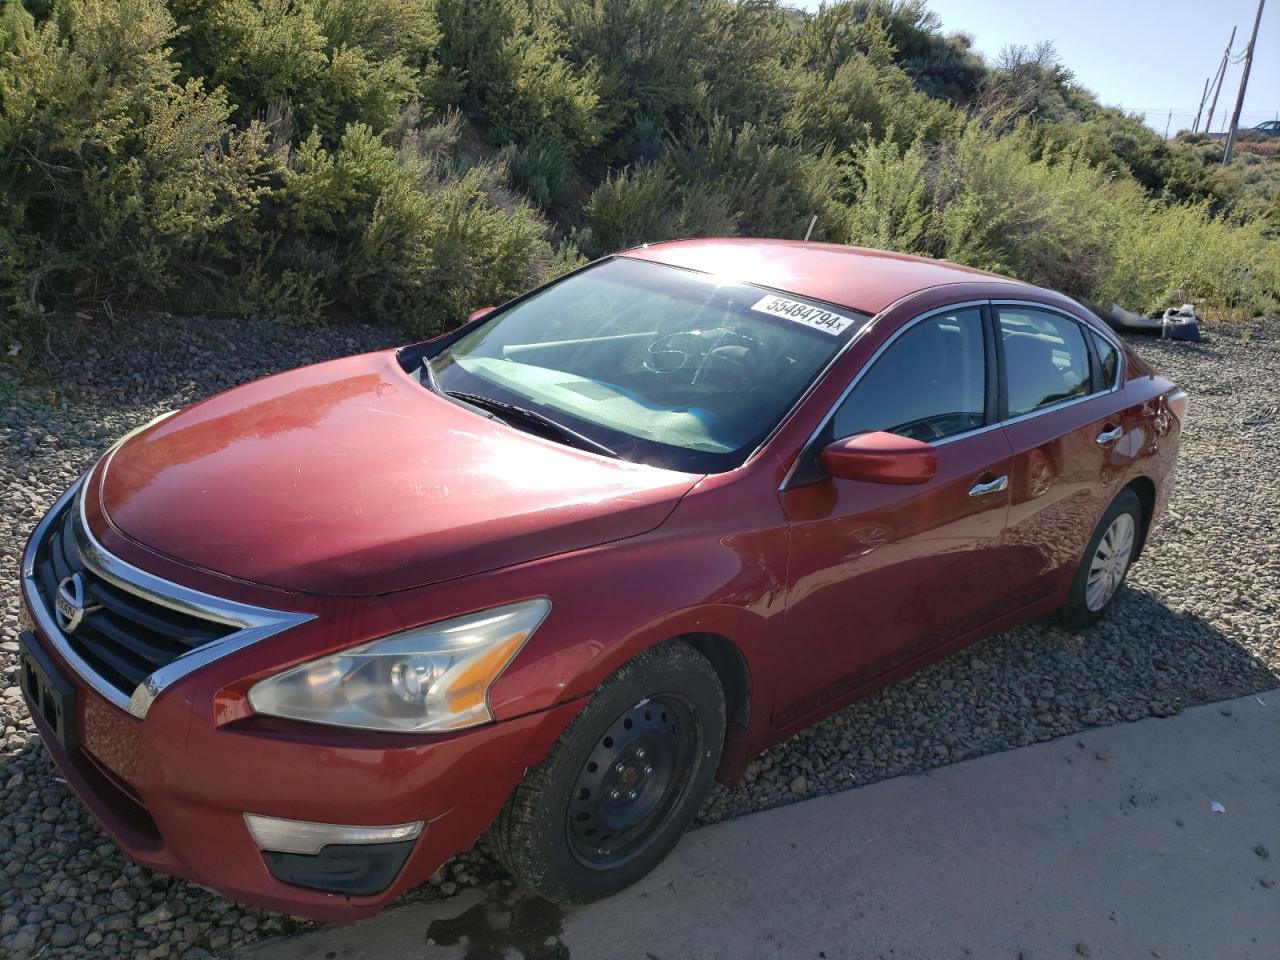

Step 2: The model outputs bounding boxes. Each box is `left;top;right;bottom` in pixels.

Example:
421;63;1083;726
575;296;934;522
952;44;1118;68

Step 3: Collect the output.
832;308;986;443
1093;332;1119;388
998;308;1091;417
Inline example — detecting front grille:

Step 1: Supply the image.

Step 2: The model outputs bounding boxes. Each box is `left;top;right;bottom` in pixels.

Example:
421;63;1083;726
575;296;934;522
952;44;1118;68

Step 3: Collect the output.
31;504;236;697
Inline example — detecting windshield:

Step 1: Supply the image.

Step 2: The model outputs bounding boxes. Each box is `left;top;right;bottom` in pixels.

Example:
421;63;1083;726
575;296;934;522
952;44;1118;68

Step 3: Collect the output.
425;258;868;472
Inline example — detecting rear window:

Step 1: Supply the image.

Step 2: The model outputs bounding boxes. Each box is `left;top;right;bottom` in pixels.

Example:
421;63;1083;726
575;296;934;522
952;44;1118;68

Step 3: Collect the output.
998;308;1091;417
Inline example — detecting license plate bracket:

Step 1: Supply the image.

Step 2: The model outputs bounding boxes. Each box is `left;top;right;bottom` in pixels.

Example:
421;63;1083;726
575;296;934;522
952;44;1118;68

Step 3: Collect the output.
18;630;79;752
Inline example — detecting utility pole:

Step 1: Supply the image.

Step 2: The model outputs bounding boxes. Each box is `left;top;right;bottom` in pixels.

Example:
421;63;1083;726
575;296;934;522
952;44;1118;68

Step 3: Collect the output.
1224;0;1266;163
1206;25;1237;134
1192;76;1211;132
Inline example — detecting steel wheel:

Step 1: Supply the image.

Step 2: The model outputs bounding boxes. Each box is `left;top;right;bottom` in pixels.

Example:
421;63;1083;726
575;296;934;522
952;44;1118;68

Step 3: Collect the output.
1085;511;1135;611
487;642;724;904
566;695;699;870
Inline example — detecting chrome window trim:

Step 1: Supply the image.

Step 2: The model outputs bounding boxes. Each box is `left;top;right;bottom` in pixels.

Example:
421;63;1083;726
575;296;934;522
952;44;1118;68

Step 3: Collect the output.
929;421;1005;448
998;389;1109;427
21;475;313;721
780;296;1127;489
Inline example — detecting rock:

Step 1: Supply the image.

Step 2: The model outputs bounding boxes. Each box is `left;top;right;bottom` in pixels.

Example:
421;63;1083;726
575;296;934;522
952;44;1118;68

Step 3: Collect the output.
789;776;808;794
139;904;173;927
50;923;77;947
9;924;40;953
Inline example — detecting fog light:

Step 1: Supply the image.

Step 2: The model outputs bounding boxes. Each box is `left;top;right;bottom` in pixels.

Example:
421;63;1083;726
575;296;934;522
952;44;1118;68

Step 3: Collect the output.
245;814;424;897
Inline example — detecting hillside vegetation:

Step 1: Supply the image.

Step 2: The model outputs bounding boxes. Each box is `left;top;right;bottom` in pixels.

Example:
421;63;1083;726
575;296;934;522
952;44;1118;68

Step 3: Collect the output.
2;0;1277;344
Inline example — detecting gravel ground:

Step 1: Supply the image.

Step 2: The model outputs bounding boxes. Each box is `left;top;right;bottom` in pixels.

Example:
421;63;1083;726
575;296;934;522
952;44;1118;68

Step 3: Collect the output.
1;316;1277;959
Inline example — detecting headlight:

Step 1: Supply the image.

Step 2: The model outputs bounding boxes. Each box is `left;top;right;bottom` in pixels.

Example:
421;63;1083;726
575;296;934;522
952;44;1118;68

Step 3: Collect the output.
247;599;550;733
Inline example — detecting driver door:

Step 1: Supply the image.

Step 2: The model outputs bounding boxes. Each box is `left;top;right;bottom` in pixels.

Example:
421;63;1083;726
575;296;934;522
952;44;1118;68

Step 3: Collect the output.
774;305;1021;726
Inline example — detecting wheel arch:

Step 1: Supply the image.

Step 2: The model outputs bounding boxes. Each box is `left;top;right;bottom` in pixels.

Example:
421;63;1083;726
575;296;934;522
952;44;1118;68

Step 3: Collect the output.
549;617;765;786
1122;474;1157;560
679;632;751;730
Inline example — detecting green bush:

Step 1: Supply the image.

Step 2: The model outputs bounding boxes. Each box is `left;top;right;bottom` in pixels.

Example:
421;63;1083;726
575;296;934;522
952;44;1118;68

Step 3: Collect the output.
797;1;984;103
931;123;1126;295
2;0;1276;340
549;0;796;159
265;116;580;332
435;0;602;164
781;51;960;156
578;163;736;258
1103;203;1280;316
0;0;582;334
168;0;442;142
838;119;1279;316
0;0;274;319
666;117;850;240
841;136;929;252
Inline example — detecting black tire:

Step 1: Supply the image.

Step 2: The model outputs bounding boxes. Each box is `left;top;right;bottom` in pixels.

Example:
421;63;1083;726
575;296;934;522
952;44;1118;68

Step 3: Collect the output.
486;641;725;904
1060;488;1143;628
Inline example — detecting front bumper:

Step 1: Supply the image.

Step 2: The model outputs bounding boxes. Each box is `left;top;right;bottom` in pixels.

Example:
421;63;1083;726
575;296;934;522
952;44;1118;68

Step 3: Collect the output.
18;606;582;923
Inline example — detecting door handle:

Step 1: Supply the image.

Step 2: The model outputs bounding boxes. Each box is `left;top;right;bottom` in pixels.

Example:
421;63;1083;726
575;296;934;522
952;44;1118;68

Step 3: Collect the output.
1096;425;1123;445
968;475;1008;498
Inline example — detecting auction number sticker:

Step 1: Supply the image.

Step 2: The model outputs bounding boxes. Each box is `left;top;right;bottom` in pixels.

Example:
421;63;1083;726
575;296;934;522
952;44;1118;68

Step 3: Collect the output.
750;295;857;336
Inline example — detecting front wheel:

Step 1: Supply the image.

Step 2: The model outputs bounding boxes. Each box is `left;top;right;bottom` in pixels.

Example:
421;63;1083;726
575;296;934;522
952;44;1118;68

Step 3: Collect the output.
1060;488;1142;627
487;642;725;904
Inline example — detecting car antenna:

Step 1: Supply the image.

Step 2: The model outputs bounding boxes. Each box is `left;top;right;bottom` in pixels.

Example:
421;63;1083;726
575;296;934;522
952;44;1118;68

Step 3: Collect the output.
804;215;817;242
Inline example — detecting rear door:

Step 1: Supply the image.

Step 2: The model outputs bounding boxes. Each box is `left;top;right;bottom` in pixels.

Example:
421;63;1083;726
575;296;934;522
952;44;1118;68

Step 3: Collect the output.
775;304;1018;726
995;303;1141;605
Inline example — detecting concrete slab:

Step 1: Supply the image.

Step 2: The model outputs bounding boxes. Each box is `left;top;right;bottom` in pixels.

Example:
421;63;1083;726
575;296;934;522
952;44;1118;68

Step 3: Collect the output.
244;690;1280;960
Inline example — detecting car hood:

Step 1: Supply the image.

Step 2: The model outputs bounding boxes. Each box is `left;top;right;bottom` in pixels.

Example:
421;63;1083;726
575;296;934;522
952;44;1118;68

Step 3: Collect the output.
96;350;701;596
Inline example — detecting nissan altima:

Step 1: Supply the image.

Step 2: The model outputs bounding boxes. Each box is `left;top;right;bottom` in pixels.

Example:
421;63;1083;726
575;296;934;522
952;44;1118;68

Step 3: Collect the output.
18;239;1184;920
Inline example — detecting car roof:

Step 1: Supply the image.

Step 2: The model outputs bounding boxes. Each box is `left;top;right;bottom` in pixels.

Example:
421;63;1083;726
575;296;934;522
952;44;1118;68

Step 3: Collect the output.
619;238;1029;315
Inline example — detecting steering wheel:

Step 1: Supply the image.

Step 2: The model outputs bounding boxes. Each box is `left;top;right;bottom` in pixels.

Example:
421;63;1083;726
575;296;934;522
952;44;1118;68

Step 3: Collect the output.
913;418;948;441
643;331;700;374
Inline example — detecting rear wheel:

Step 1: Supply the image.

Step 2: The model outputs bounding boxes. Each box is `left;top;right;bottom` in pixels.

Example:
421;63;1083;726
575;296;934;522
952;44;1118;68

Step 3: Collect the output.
487;642;725;904
1060;488;1142;627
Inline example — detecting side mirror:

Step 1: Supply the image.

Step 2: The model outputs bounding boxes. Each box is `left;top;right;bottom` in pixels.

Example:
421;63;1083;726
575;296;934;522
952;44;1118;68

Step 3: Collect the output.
468;306;496;324
820;431;937;485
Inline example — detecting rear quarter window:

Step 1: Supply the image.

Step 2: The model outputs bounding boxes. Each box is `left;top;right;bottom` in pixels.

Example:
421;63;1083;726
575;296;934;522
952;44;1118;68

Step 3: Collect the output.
1092;331;1120;388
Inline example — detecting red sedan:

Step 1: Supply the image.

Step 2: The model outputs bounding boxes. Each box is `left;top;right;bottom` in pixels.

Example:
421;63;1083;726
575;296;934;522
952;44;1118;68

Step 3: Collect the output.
18;240;1184;921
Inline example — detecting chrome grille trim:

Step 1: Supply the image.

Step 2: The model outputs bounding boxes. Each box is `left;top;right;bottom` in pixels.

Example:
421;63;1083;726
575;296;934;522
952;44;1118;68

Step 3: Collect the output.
21;474;314;720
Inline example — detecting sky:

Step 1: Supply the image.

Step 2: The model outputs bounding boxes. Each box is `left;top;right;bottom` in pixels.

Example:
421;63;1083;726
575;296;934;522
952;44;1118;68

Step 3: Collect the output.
794;0;1279;135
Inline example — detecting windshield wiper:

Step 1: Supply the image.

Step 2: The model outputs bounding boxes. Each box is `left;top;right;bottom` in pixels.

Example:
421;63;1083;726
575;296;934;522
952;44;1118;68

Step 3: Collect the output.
446;391;619;459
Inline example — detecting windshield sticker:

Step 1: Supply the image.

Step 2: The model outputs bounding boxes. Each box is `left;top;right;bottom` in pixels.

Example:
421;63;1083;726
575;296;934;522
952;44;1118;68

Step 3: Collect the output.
750;295;857;336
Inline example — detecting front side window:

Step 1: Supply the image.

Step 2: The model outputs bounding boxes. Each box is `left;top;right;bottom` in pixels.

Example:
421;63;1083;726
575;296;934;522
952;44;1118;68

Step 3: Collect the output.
426;258;868;472
832;307;987;443
998;308;1091;417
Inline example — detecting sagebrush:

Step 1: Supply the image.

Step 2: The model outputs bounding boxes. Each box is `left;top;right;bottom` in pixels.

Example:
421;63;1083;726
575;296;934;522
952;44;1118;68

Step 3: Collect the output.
2;0;1277;343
